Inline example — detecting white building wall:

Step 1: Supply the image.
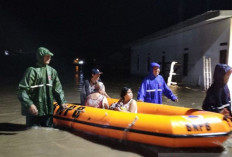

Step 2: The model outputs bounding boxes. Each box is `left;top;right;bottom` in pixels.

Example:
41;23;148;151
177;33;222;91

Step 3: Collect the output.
131;18;231;87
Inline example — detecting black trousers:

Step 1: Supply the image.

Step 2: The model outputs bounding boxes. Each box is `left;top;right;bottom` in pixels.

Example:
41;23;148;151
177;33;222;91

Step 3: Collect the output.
26;115;53;127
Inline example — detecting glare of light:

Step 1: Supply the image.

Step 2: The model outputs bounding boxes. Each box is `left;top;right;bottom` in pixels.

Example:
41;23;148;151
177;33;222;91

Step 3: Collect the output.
4;50;9;56
74;58;79;64
79;60;84;65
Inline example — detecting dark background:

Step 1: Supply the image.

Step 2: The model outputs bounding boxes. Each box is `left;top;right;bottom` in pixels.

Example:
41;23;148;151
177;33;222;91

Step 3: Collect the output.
1;0;232;80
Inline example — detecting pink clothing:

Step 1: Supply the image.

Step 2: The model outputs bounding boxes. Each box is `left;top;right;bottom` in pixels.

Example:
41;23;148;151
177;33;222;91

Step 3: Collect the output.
85;94;105;108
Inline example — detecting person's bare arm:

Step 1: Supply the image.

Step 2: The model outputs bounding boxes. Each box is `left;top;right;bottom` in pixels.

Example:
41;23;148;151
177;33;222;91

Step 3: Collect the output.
129;99;137;113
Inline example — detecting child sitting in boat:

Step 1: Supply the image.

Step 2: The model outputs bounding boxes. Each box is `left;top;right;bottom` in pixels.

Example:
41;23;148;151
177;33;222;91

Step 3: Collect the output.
85;82;109;109
110;87;137;113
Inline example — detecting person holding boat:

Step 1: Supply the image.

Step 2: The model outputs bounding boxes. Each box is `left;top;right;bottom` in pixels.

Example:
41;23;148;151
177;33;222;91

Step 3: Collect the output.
110;87;137;113
80;68;110;105
85;82;109;109
202;64;232;119
17;47;67;127
137;62;178;104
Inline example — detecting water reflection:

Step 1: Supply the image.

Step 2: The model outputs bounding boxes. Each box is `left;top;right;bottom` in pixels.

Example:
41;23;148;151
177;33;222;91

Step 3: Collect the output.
74;65;84;92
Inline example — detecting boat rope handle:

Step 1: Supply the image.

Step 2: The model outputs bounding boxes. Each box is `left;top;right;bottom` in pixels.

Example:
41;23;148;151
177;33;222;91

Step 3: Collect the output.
70;108;85;128
75;109;85;112
121;116;139;141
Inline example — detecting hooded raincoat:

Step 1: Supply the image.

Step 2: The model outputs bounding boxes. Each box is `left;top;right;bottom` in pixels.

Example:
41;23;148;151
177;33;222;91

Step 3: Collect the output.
137;63;177;104
202;64;232;116
17;47;66;116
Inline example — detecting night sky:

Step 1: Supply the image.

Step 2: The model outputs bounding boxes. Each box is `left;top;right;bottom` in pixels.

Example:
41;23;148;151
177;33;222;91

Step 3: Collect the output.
1;0;232;64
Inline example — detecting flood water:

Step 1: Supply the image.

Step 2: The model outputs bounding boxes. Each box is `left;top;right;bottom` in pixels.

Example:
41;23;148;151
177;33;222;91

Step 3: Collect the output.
0;68;232;157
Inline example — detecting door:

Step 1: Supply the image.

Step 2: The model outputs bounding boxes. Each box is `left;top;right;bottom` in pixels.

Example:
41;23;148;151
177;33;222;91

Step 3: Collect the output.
219;50;228;64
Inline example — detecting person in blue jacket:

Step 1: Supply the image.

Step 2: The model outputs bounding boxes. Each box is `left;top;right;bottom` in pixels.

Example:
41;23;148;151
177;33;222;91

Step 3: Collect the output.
202;64;232;119
137;62;178;104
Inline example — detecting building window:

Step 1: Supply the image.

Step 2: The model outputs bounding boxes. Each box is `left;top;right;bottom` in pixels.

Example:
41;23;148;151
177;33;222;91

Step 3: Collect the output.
137;55;140;71
220;42;228;46
183;53;188;76
219;50;228;64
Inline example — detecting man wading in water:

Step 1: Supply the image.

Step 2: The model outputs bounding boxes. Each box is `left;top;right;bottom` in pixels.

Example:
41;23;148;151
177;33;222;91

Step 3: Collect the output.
17;47;67;127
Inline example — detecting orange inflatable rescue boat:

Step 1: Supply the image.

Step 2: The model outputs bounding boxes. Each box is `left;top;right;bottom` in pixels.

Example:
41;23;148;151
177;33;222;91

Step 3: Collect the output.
53;98;232;148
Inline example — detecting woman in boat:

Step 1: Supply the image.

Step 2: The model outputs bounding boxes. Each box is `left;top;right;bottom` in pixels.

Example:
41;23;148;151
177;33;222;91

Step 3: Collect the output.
85;82;109;109
80;68;110;105
111;87;137;113
202;63;232;119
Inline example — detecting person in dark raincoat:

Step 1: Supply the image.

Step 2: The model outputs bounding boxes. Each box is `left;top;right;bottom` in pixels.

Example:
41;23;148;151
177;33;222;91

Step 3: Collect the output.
202;64;232;118
137;62;178;104
17;47;67;127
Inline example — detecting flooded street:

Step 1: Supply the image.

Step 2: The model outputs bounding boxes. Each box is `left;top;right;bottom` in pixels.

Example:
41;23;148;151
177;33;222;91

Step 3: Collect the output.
0;69;232;157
